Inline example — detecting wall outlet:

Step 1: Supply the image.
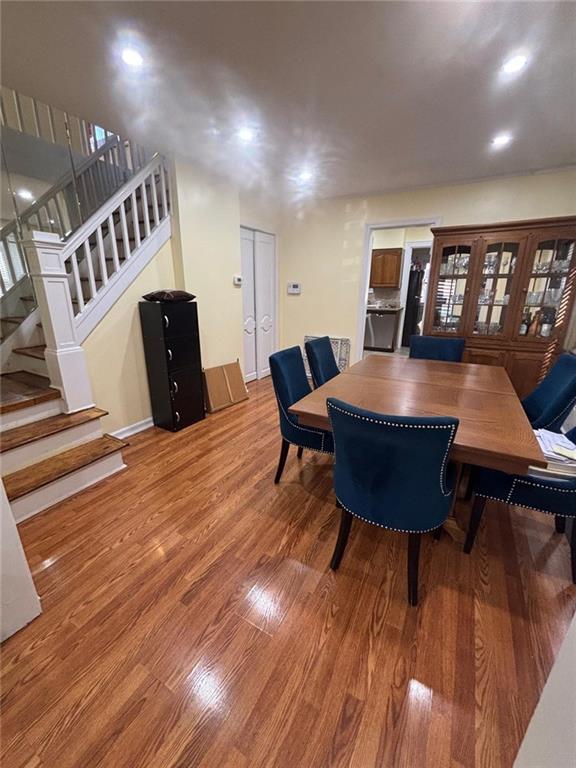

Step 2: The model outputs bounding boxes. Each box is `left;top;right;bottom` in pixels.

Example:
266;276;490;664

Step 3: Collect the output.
287;282;301;295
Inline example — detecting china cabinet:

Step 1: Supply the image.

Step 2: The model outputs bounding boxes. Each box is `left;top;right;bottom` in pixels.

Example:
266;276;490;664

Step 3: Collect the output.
423;217;576;397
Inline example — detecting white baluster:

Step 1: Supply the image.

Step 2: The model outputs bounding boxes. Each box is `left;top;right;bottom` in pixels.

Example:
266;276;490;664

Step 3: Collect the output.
140;181;151;238
160;163;168;219
95;225;109;285
108;213;120;272
119;202;131;261
151;172;160;228
131;191;141;248
31;98;41;138
70;251;85;313
23;231;95;413
83;240;98;298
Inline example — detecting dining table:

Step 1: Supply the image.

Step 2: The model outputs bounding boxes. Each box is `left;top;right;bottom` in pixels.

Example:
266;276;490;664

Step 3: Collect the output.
289;355;546;476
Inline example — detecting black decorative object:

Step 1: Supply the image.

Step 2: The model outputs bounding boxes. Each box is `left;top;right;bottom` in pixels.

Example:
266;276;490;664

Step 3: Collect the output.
142;290;196;303
139;301;205;431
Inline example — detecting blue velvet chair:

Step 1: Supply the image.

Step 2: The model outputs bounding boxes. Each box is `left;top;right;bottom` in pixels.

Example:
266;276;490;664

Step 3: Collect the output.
269;347;334;483
327;397;459;605
305;336;340;387
521;353;576;432
409;335;465;363
464;426;576;583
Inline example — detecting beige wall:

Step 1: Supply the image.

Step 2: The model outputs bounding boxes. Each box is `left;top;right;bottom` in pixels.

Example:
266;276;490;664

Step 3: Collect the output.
83;239;176;434
172;159;244;370
279;168;576;357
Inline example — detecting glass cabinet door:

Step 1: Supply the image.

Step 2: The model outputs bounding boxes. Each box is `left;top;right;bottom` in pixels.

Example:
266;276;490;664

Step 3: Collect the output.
431;243;472;334
471;241;520;337
517;238;575;340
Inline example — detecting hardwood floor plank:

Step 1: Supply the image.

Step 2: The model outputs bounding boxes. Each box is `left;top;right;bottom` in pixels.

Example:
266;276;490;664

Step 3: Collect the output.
2;379;575;768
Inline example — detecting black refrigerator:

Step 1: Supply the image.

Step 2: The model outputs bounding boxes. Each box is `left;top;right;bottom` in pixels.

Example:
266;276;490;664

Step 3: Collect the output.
401;268;424;347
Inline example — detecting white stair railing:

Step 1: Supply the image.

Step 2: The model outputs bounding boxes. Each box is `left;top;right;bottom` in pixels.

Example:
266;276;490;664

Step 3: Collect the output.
22;154;171;412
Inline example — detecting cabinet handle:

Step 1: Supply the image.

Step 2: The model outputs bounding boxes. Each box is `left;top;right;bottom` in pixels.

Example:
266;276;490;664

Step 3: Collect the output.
175;410;180;423
163;314;169;329
173;380;179;394
167;348;172;361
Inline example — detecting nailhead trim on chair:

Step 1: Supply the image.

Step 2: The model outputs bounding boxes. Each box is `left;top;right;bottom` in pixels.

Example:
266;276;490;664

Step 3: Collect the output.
335;497;442;534
277;399;334;454
327;401;457;498
540;393;576;430
476;490;576;517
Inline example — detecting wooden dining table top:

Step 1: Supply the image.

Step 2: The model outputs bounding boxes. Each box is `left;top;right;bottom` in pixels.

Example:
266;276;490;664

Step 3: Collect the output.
289;355;546;475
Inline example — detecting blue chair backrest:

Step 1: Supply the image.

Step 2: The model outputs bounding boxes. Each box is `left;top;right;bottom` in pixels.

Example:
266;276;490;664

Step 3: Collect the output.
305;336;340;387
327;397;459;532
270;347;311;413
522;353;576;432
409;335;465;362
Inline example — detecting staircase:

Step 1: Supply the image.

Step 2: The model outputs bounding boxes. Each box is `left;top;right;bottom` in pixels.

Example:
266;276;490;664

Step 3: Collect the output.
1;88;171;523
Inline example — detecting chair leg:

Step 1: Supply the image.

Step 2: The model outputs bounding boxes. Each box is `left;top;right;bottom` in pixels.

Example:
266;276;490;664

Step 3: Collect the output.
555;515;566;534
407;533;421;607
330;507;352;570
464;496;486;554
274;439;290;484
433;525;442;540
570;520;576;585
297;446;304;459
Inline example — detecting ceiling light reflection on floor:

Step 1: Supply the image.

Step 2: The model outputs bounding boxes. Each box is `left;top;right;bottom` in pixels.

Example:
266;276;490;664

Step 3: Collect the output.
187;665;226;712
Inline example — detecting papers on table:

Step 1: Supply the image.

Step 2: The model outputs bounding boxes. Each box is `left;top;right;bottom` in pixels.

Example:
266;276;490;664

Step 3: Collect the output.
531;429;576;477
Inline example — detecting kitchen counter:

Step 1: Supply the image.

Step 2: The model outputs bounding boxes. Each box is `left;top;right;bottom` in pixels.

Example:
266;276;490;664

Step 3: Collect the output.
366;306;403;314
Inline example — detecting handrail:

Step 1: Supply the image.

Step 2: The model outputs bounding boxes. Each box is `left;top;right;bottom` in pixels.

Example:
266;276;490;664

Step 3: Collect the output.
62;153;163;255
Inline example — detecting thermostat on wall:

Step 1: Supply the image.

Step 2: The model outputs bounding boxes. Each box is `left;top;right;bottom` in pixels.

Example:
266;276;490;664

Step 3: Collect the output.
233;275;243;286
287;282;301;295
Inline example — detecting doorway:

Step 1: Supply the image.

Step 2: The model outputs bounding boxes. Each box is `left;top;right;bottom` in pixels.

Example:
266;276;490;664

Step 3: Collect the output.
240;227;277;382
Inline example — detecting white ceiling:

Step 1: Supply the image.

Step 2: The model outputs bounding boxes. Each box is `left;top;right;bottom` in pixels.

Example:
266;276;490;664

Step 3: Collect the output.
2;2;575;200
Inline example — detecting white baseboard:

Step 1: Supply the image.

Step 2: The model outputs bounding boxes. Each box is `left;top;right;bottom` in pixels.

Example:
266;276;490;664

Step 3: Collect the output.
111;417;154;440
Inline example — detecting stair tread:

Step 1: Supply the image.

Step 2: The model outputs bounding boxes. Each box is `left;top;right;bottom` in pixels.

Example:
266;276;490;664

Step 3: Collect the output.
1;407;108;453
3;434;127;501
0;371;60;414
13;345;47;360
2;316;26;324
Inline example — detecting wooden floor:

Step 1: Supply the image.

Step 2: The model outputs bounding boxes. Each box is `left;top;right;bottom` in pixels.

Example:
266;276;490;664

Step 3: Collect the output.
2;379;575;768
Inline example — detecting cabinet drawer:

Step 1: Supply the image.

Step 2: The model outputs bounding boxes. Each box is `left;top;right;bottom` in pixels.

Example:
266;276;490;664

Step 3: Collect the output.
164;336;201;372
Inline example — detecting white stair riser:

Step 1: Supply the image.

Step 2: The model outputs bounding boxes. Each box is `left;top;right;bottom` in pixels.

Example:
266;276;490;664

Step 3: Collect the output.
2;420;104;474
12;452;126;523
0;399;64;431
8;353;48;377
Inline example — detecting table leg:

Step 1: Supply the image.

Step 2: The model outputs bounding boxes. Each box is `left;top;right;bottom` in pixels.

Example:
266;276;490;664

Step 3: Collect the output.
443;462;466;544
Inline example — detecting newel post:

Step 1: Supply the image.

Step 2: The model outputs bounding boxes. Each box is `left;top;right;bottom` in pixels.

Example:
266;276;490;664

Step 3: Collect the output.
23;231;95;413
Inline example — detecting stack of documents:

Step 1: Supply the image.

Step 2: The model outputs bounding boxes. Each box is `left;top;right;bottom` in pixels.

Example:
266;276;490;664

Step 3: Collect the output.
532;429;576;477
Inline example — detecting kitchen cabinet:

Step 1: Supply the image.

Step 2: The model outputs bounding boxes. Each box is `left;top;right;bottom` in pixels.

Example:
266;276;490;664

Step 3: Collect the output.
423;216;576;396
369;248;403;288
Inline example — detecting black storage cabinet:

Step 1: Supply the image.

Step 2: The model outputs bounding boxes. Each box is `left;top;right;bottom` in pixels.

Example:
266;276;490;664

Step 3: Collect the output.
139;301;205;431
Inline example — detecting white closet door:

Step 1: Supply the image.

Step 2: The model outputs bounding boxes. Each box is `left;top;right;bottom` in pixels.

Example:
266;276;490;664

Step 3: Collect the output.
254;231;276;379
241;228;257;383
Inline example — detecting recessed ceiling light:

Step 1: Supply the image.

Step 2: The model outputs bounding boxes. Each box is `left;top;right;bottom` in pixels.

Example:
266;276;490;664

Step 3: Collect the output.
502;54;529;75
491;132;513;150
236;126;257;144
17;189;34;201
121;48;144;68
298;168;315;183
